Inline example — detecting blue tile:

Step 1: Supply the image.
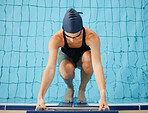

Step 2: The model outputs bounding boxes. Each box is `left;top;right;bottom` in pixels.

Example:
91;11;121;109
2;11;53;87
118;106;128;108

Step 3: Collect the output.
141;105;148;110
6;105;36;110
58;102;73;107
74;103;89;107
0;105;5;110
110;105;139;110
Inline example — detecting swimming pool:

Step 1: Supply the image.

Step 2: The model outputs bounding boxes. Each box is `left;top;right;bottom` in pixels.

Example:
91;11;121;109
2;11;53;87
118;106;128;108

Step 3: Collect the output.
0;0;148;105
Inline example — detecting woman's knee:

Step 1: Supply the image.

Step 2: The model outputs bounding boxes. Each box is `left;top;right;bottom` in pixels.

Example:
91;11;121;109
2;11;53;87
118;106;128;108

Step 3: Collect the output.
59;60;75;79
82;51;93;74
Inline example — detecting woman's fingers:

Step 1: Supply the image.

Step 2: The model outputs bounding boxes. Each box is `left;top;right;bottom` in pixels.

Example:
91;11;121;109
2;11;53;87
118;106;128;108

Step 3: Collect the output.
99;103;110;111
35;104;48;111
98;104;104;111
105;105;110;111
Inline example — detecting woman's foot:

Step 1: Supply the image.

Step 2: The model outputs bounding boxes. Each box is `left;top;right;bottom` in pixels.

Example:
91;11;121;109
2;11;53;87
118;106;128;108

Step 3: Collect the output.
77;90;87;103
64;88;74;103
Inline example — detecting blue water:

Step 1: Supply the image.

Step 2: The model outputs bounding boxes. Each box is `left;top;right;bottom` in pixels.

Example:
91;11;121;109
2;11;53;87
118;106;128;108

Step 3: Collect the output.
0;0;148;104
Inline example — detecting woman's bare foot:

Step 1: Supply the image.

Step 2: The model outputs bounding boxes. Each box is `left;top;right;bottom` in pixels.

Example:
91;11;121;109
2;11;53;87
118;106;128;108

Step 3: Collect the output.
77;90;87;103
64;88;74;103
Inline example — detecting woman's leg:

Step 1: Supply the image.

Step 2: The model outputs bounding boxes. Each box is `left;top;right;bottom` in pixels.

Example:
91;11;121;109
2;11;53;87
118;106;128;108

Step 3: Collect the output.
58;51;75;103
77;51;93;103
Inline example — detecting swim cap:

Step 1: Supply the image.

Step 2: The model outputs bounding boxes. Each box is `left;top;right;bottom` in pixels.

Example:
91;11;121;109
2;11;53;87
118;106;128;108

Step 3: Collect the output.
63;8;83;33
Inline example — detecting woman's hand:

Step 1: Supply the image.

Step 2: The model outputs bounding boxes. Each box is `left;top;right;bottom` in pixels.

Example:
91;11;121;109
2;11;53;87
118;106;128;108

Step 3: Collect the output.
36;98;48;111
98;96;110;111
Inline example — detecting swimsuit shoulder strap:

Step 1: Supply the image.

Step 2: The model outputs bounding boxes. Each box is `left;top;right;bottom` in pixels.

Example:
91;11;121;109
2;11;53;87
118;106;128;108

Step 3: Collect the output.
82;27;87;46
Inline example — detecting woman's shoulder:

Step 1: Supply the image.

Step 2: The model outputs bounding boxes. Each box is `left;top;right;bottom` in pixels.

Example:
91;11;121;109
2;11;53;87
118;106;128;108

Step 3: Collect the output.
49;29;64;48
84;27;100;44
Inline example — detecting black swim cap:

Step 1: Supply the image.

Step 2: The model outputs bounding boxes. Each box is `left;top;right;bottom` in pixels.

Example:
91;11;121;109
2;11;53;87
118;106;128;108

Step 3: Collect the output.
63;8;83;33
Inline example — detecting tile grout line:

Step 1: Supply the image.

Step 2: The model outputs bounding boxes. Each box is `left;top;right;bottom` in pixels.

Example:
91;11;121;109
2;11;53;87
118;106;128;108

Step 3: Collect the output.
139;104;141;111
4;105;6;110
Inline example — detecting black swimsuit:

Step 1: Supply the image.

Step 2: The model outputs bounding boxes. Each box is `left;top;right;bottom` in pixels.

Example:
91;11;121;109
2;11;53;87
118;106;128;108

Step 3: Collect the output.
61;27;90;66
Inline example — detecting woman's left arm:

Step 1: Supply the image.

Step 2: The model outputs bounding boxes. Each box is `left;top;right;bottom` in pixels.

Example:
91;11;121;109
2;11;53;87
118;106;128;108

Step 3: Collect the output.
87;34;110;111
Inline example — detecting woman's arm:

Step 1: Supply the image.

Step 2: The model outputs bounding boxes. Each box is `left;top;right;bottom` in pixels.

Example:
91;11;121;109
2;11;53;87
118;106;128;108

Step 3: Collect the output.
87;33;110;111
36;35;60;110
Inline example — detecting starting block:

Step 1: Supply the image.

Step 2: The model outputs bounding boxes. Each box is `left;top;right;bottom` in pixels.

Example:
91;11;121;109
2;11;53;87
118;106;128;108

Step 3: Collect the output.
27;101;118;113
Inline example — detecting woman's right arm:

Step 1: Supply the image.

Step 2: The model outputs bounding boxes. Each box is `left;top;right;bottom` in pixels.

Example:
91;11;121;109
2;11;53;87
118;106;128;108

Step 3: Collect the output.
36;35;60;110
